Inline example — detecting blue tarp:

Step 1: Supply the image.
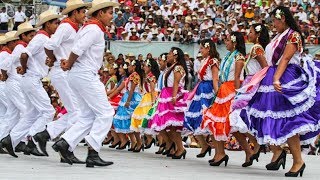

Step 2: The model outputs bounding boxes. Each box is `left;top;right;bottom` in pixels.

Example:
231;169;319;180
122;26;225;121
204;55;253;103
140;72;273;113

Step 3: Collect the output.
42;0;92;7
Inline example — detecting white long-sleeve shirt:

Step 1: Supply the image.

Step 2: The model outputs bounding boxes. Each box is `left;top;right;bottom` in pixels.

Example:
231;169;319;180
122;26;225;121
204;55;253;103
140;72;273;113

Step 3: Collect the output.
71;24;105;73
44;22;77;75
2;44;26;80
24;33;50;78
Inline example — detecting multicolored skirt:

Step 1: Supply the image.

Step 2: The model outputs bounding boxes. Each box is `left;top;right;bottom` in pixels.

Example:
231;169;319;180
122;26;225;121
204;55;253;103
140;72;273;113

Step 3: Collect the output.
184;80;215;135
141;99;159;135
201;81;236;141
130;92;157;132
230;75;259;133
240;61;320;145
149;87;188;132
113;92;142;133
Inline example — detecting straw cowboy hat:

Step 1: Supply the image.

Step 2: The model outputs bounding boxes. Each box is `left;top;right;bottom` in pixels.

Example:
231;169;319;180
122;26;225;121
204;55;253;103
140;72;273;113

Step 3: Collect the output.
36;10;63;28
4;31;19;43
87;0;119;16
15;21;38;37
0;36;6;45
61;0;91;15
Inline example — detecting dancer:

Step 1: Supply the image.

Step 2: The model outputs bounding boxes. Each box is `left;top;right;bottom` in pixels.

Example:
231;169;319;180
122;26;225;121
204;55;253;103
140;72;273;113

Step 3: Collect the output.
0;23;38;155
240;6;320;177
202;32;246;166
108;62;130;148
149;47;189;159
184;39;220;158
34;0;90;163
0;36;8;154
229;23;270;167
131;58;160;150
141;53;168;154
53;0;118;167
113;60;143;151
1;10;60;158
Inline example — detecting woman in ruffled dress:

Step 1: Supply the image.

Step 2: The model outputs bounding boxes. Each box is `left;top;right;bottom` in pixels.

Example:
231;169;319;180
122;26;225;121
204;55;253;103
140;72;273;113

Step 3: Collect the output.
201;32;246;166
142;53;169;154
130;58;160;152
183;39;220;158
113;60;143;151
229;23;270;167
107;62;130;148
149;47;189;159
240;6;320;177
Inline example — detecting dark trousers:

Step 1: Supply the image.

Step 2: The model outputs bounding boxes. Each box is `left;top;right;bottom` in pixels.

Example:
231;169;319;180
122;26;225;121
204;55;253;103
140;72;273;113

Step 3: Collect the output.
0;23;8;31
13;22;23;30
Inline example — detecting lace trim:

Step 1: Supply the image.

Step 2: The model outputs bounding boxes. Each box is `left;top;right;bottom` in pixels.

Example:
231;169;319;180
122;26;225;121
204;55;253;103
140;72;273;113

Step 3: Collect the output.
185;105;209;118
252;122;320;146
155;109;185;116
149;120;183;132
130;126;140;132
192;92;215;101
229;109;250;134
182;127;210;136
158;92;185;103
132;114;148;120
204;111;226;122
118;101;140;106
137;102;153;107
214;93;235;104
114;128;133;134
114;114;131;120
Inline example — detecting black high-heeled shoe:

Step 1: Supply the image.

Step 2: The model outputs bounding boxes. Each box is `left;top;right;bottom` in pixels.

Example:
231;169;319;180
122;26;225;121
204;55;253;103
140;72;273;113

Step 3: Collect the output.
172;149;187;159
285;163;306;177
145;138;155;149
242;149;262;167
266;150;286;170
116;141;130;150
155;146;166;154
109;141;121;148
208;159;215;163
196;146;212;158
103;137;114;145
209;155;229;167
133;145;144;153
162;143;175;156
128;144;137;151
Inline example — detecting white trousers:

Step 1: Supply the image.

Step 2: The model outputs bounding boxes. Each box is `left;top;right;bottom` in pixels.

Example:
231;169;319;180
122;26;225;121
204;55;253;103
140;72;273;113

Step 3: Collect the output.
62;71;114;152
0;82;7;123
10;75;55;148
46;71;80;139
0;78;27;141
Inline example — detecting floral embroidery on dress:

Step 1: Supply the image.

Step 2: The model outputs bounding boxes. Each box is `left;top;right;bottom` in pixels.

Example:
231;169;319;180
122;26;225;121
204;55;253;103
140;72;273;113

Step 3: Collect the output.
129;72;140;85
287;31;303;53
251;45;265;59
174;65;185;75
235;54;245;62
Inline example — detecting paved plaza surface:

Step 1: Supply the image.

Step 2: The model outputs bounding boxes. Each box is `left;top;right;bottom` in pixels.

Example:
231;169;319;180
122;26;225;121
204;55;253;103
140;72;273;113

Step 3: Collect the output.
0;142;319;180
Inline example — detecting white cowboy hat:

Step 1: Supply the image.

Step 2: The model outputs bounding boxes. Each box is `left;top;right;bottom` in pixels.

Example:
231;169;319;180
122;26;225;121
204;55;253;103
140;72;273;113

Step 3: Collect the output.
36;10;63;28
4;31;19;43
61;0;91;15
0;36;6;45
15;21;38;37
87;0;119;16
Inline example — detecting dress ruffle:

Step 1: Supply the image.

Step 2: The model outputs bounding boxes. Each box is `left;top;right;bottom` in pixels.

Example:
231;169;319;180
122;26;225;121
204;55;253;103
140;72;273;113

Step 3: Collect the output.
201;81;236;141
184;80;214;135
240;60;320;145
113;92;142;133
149;87;188;132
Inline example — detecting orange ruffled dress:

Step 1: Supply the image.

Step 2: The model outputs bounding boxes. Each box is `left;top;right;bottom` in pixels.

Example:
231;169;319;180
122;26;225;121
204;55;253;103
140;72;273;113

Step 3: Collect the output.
201;50;245;141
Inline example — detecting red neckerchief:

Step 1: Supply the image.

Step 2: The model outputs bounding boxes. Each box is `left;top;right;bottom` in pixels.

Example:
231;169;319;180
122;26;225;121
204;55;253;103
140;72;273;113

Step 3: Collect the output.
61;18;79;32
83;18;111;38
16;40;28;47
1;46;12;54
37;29;50;37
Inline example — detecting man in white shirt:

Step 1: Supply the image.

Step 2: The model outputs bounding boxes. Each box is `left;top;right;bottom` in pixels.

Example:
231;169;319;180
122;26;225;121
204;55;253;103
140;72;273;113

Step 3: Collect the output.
162;5;171;18
124;17;136;33
0;23;44;156
53;0;117;167
13;6;26;30
297;7;307;21
1;10;60;158
33;0;90;164
0;7;9;31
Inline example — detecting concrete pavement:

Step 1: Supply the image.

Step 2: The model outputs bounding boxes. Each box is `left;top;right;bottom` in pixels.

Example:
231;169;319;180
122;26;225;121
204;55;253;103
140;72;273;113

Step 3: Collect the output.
0;142;319;180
